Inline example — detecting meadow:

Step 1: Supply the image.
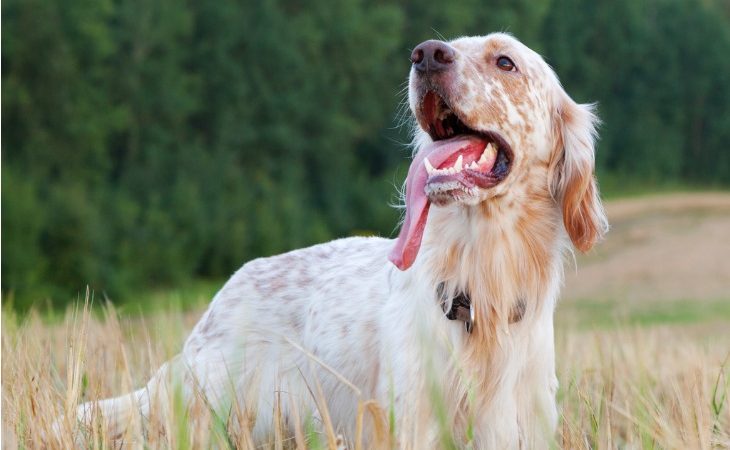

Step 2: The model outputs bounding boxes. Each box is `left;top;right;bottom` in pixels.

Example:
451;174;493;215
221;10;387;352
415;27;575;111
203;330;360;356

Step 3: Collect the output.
3;192;730;449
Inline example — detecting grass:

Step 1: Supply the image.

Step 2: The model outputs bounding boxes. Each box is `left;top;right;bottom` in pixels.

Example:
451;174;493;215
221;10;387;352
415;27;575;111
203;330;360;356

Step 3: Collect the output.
2;293;728;449
3;278;223;319
558;298;730;329
3;191;730;448
593;174;723;200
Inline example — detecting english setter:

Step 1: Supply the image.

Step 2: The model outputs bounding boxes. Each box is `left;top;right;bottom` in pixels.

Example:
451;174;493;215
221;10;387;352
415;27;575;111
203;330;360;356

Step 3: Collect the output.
68;33;607;449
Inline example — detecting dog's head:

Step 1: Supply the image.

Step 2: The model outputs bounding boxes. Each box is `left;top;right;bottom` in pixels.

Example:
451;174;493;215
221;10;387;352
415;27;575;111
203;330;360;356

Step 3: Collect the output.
390;33;607;270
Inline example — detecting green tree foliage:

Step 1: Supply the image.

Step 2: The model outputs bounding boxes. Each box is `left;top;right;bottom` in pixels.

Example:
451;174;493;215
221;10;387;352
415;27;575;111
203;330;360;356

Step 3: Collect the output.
2;0;729;308
541;0;730;183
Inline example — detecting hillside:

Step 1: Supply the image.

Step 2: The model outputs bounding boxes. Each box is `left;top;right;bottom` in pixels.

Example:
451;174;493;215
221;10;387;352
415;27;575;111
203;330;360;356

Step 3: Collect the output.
560;192;730;326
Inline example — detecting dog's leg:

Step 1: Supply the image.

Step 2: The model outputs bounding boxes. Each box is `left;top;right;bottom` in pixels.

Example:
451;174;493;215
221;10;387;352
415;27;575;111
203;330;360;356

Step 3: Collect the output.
517;316;559;449
472;319;558;449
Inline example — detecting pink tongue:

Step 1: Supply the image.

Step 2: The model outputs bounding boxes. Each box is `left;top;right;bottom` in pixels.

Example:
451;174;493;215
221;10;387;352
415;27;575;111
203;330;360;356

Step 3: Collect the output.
388;136;488;270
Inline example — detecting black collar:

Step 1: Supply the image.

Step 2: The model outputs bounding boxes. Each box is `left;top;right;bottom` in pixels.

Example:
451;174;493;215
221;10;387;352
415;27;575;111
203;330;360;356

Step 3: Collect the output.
438;283;475;333
437;282;526;333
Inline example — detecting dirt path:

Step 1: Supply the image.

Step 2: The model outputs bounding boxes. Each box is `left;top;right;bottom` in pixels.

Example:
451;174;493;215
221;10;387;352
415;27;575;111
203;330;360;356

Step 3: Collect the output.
563;192;730;303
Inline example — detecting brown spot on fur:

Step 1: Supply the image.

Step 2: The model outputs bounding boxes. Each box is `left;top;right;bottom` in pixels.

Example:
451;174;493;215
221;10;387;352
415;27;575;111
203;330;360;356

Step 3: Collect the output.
508;298;526;324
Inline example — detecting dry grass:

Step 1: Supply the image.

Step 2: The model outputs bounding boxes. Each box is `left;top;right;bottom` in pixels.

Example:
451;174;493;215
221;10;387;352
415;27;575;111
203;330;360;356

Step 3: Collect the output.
2;192;730;449
2;300;728;449
563;192;730;304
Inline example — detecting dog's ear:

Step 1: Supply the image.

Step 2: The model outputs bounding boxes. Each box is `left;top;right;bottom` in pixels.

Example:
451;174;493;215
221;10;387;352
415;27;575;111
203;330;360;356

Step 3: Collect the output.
549;96;608;252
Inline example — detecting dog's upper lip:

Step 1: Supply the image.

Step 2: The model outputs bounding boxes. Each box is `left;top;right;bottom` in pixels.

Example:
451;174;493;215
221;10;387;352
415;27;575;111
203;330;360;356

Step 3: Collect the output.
418;90;461;140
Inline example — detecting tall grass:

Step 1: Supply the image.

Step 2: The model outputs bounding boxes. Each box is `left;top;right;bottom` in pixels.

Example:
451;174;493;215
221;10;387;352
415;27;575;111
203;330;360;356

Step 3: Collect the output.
2;296;728;449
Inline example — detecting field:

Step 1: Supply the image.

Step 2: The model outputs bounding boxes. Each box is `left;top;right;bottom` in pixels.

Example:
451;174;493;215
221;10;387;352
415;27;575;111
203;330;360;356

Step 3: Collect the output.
2;192;730;449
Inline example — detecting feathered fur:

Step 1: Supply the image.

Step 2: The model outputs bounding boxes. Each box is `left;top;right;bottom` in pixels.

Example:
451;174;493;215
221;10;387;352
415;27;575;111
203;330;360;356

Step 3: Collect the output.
69;33;607;449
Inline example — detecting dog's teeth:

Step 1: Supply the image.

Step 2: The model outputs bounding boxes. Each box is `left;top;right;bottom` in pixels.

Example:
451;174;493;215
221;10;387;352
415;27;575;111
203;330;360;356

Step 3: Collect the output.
454;155;463;172
469;161;478;170
424;157;435;175
479;143;495;164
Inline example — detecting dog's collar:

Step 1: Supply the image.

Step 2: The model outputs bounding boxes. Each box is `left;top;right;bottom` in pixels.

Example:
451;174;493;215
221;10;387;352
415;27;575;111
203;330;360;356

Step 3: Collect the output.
438;282;475;333
437;282;526;333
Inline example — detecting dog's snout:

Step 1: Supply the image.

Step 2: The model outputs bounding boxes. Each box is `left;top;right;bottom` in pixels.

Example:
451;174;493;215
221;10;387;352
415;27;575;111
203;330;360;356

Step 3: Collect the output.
411;40;455;73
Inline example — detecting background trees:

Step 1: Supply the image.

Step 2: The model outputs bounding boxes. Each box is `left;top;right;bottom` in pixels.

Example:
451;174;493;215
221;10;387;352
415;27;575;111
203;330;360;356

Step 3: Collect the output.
3;0;729;308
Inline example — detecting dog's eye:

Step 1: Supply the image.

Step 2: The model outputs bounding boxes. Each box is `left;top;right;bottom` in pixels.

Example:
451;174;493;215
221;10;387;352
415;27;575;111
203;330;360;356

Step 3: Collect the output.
496;56;516;72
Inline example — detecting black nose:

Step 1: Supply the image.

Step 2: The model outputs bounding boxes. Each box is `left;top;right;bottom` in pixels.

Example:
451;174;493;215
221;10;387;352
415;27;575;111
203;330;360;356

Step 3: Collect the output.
411;40;455;73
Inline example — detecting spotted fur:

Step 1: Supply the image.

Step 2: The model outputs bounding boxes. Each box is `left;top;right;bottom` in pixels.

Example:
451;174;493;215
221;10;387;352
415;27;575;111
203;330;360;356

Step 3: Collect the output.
71;33;607;449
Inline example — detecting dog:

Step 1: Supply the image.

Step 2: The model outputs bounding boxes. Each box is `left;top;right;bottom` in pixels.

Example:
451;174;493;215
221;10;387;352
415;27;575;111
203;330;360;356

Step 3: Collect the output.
68;33;607;449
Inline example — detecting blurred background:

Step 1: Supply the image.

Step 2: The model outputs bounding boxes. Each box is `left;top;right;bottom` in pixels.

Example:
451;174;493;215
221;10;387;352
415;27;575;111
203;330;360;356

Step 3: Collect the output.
3;0;729;310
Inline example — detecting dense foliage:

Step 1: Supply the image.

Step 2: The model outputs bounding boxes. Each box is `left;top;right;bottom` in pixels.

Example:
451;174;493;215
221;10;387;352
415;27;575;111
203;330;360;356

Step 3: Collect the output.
3;0;729;307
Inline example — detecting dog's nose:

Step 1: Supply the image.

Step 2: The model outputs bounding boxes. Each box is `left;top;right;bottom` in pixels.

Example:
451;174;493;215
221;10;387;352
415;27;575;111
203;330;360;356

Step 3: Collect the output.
411;40;455;73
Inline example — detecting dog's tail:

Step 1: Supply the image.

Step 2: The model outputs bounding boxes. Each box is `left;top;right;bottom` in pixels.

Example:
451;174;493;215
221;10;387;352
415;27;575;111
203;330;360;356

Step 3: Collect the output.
76;385;154;439
52;359;180;446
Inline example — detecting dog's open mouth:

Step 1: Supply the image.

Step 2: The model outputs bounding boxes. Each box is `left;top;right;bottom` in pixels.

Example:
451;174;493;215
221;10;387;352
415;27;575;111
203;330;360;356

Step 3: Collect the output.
389;91;514;271
418;91;512;203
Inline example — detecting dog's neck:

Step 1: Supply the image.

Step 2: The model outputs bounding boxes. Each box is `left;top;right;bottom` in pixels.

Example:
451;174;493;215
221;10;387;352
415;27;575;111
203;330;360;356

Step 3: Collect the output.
417;188;565;333
404;188;566;423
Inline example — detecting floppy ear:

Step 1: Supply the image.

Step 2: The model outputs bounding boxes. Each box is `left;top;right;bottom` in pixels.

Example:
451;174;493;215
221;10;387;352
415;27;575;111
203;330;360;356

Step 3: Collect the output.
549;96;608;252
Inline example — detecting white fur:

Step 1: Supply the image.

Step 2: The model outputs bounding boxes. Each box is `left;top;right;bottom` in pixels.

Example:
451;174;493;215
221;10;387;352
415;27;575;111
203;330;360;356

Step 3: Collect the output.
71;33;606;449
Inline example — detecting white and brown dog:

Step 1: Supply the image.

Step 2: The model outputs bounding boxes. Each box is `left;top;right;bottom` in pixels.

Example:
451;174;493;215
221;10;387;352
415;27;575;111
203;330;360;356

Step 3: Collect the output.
72;33;607;448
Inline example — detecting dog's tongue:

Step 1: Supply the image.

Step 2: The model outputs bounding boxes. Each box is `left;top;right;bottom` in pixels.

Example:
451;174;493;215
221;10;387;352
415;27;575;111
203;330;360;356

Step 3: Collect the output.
388;148;432;271
389;135;488;270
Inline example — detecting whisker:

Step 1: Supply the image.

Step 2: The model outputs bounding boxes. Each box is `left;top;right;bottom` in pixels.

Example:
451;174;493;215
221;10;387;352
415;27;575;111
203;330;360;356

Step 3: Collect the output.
431;28;448;42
